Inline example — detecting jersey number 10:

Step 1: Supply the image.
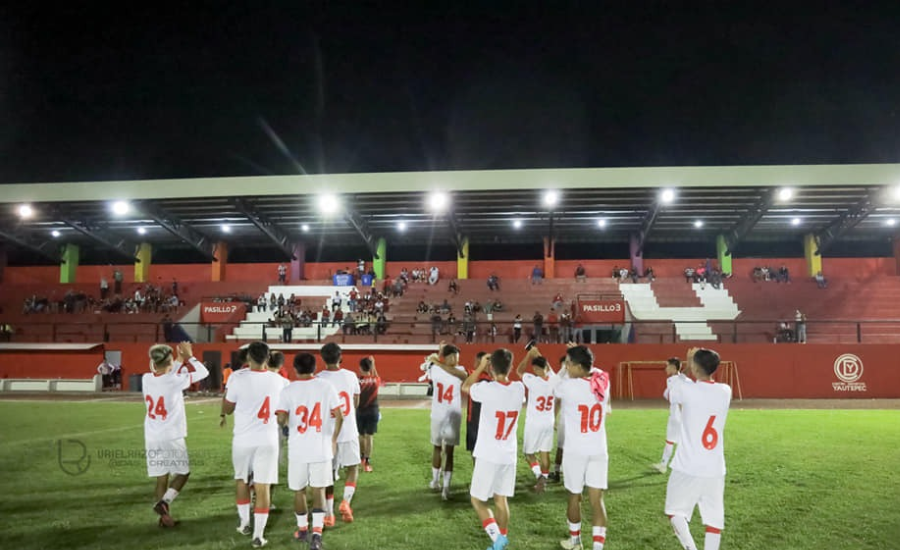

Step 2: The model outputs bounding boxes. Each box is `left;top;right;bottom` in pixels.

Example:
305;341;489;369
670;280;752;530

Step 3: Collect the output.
576;403;603;433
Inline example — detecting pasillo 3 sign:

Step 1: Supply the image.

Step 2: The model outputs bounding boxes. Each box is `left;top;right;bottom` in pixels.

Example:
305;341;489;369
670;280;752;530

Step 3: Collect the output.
200;303;246;323
577;300;626;323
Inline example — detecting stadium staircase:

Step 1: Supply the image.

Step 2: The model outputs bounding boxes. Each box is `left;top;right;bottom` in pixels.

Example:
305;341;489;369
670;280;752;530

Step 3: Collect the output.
227;284;348;342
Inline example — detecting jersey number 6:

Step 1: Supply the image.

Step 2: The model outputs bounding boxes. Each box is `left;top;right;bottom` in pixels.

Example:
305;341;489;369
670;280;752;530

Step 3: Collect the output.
702;415;719;450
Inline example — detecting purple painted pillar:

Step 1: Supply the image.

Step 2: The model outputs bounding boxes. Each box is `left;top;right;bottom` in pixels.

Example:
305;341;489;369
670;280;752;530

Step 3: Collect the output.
291;242;306;282
629;234;644;275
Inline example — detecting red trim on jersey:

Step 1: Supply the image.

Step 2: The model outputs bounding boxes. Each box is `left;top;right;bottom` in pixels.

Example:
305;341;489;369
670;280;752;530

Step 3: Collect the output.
700;380;716;384
496;380;512;386
705;526;722;534
665;440;675;445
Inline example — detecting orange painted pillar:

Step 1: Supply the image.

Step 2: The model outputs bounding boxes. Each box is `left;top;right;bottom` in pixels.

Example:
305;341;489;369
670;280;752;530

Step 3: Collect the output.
543;237;556;279
212;242;228;281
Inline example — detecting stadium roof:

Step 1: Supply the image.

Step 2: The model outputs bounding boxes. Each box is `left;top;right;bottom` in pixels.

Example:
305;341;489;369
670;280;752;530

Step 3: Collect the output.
2;165;899;263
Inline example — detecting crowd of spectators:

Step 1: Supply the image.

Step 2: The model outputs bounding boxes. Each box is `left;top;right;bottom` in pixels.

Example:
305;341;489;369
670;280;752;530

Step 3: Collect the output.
22;278;183;315
260;286;392;342
611;265;657;283
751;264;792;283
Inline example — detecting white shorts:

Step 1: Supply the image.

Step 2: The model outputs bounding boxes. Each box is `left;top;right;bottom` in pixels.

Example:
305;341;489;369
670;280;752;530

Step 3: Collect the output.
557;420;566;449
146;438;190;477
470;459;516;501
431;412;462;447
563;452;608;494
233;442;279;485
523;423;555;454
666;414;682;444
665;470;725;530
288;460;333;491
334;439;361;469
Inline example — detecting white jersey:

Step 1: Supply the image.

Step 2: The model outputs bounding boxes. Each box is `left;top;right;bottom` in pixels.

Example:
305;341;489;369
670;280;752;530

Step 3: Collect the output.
225;369;290;447
664;373;689;420
276;378;342;463
522;373;555;428
552;372;611;457
470;380;526;465
142;358;209;442
669;379;731;477
430;363;466;419
316;368;361;442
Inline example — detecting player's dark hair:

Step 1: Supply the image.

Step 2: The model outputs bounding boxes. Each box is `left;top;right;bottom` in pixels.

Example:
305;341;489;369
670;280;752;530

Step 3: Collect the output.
532;356;548;370
475;351;487;361
566;345;593;372
489;348;513;375
667;357;681;371
268;351;285;370
693;348;720;376
441;344;461;358
294;352;317;375
237;347;249;367
320;342;342;365
247;342;270;366
360;357;373;372
559;356;567;367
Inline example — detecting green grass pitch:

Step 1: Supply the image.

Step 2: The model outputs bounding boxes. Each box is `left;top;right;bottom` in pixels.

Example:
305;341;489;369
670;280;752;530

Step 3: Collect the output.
1;400;898;549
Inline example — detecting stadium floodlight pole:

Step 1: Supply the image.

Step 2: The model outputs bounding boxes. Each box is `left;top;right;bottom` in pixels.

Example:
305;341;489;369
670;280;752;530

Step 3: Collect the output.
231;198;297;260
723;188;776;255
0;225;63;263
446;209;466;258
136;202;217;262
634;201;662;257
344;205;380;260
56;213;141;262
814;192;876;256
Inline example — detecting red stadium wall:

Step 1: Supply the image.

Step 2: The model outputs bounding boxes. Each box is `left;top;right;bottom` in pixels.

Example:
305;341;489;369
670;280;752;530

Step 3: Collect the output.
5;342;896;399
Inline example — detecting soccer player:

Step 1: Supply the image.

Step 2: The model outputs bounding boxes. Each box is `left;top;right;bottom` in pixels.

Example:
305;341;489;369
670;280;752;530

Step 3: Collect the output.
465;351;490;463
316;342;361;525
549;354;568;483
515;346;555;492
462;349;525;550
221;341;289;547
653;357;688;473
552;345;611;550
357;356;381;472
143;342;209;527
425;343;467;500
664;348;732;550
276;353;344;550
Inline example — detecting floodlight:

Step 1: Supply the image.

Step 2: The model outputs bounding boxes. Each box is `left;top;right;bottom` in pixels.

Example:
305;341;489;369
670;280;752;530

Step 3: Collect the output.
543;190;560;208
660;189;676;204
17;204;34;219
428;191;449;212
111;201;131;216
318;194;341;215
778;188;794;201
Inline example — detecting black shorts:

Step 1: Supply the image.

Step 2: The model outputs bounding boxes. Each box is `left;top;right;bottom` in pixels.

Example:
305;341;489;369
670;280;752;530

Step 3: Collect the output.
466;420;479;452
357;406;380;435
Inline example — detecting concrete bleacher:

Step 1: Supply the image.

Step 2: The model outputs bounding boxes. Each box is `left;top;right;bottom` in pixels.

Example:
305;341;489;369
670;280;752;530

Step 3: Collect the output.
227;284;350;342
619;281;741;341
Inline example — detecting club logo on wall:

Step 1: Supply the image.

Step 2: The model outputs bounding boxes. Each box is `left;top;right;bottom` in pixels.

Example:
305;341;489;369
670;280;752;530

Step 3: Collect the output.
832;353;866;392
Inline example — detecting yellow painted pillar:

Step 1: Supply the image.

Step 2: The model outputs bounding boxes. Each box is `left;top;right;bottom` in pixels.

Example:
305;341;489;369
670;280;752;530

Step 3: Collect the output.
135;243;151;283
212;242;228;281
457;237;469;279
803;233;822;277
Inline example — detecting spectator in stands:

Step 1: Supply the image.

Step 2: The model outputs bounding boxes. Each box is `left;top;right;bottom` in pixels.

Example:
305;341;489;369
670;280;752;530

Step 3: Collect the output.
575;263;587;282
483;300;494;323
546;310;559;343
280;312;294;342
278;263;287;283
348;287;359;312
333;307;344;328
513;314;523;342
531;264;544;285
417;301;429;314
343;312;355;335
113;268;123;295
446;313;457;335
630;267;640;283
257;293;267;312
552;293;564;310
376;313;388;335
463;314;476;343
374;297;385;313
487;273;500;291
100;276;109;300
332;291;343;311
428;266;440;285
449;279;460;295
612;266;619;279
172;279;178;297
133;288;144;310
777;265;791;283
492;299;504;312
815;271;828;289
321;305;331;326
464;300;473;315
358;259;366;279
644;266;656;281
400;268;409;283
430;311;443;338
795;309;807;343
0;323;12;342
532;311;544;343
441;299;451;314
560;311;572;343
489;323;498;342
709;269;722;289
684;266;695;283
775;321;794;343
392;277;405;297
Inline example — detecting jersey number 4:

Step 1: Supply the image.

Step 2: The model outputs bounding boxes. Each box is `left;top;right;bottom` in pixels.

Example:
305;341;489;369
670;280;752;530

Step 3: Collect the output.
145;395;168;420
702;415;719;450
577;403;603;433
295;403;323;433
257;396;271;424
494;411;519;440
435;383;454;404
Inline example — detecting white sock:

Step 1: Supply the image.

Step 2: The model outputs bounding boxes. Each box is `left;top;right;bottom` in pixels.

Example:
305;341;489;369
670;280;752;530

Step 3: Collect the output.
162;488;178;504
296;512;308;529
669;516;697;550
704;527;722;550
253;508;269;540
343;482;356;504
311;509;325;535
568;520;581;543
326;496;334;516
442;471;452;489
432;467;441;484
661;442;675;464
483;518;501;542
530;462;542;479
592;526;607;549
237;501;251;527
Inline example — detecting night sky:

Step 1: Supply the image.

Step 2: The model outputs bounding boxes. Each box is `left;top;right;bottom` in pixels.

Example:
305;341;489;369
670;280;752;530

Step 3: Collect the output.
2;3;900;183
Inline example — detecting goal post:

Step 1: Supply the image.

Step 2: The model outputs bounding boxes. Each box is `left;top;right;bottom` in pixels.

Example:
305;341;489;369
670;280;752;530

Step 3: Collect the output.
615;360;742;401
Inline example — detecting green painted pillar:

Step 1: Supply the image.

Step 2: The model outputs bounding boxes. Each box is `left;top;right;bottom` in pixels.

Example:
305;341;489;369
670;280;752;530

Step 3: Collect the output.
60;244;80;283
716;234;732;275
374;237;386;280
457;237;469;279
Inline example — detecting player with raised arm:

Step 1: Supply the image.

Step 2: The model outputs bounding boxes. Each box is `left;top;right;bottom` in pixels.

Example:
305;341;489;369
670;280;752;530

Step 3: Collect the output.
221;341;289;548
276;353;344;550
665;348;732;550
515;346;555;492
462;349;525;550
357;356;381;472
316;342;361;525
465;351;491;463
143;342;209;527
550;354;568;483
425;343;468;500
653;357;688;473
552;345;611;550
